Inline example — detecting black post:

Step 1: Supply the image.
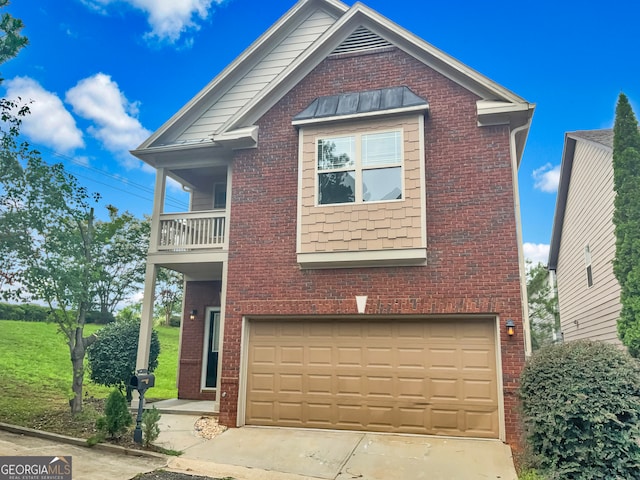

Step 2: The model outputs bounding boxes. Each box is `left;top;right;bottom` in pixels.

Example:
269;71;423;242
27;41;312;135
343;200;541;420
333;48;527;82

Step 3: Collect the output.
133;390;145;444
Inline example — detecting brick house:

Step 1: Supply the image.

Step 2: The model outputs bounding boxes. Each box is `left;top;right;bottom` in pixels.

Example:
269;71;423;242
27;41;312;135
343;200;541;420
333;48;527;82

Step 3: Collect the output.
133;0;534;446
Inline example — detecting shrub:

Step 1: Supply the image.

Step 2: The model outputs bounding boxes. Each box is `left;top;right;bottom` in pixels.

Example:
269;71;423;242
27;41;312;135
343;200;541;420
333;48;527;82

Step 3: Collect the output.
168;316;181;327
96;389;132;439
87;320;160;400
85;310;115;324
141;406;161;447
519;340;640;479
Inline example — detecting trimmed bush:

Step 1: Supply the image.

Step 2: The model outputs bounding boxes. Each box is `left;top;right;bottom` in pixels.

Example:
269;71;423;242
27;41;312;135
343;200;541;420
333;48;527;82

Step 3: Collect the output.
519;340;640;479
87;320;160;399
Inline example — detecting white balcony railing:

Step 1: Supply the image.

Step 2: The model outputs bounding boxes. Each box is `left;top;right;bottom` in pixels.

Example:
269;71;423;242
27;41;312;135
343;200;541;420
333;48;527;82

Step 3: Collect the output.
157;210;226;251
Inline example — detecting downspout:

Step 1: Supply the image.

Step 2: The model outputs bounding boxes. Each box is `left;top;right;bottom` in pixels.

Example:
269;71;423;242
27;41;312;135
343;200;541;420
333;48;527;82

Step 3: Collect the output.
510;117;533;356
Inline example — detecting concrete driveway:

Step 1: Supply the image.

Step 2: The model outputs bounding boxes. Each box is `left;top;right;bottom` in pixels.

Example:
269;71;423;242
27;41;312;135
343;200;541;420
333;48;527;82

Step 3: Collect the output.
169;425;518;480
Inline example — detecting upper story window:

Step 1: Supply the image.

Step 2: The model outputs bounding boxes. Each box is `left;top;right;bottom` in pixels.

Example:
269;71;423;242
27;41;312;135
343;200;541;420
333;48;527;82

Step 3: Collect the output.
317;130;402;205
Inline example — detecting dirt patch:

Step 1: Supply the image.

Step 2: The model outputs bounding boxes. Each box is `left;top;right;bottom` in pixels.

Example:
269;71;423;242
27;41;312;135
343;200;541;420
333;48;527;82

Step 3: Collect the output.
131;471;227;480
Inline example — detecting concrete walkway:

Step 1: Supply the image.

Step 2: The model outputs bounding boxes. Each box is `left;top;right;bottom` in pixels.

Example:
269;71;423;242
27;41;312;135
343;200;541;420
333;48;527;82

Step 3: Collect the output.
0;407;519;480
153;412;518;480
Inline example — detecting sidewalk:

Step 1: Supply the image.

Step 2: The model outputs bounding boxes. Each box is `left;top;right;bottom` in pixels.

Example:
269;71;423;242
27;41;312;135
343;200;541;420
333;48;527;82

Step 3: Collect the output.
0;426;165;480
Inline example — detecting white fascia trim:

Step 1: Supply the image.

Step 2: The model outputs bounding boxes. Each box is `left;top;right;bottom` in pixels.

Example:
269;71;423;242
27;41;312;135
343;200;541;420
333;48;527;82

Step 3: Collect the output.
136;0;349;151
292;104;429;126
477;100;535;126
297;248;427;269
211;125;259;149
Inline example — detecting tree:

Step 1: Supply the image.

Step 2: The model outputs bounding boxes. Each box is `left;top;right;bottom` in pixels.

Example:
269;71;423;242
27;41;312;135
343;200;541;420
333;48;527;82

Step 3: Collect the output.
0;0;27;289
612;93;640;356
0;0;27;71
87;319;160;402
93;208;150;321
526;261;558;350
155;268;183;327
0;148;101;413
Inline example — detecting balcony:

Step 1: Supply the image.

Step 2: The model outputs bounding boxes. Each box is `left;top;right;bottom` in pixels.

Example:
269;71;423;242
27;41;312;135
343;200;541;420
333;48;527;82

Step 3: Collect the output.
156;210;226;251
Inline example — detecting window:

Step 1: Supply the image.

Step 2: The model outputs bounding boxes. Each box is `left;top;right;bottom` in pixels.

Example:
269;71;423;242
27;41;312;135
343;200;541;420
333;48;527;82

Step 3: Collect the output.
213;182;227;209
317;130;402;205
584;245;593;288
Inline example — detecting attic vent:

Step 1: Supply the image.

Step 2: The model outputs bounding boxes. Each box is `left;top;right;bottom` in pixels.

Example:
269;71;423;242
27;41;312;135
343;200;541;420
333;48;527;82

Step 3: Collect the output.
331;27;392;55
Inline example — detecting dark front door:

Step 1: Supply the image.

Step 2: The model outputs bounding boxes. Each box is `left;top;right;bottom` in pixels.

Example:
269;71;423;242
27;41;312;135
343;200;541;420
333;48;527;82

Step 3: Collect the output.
205;310;220;388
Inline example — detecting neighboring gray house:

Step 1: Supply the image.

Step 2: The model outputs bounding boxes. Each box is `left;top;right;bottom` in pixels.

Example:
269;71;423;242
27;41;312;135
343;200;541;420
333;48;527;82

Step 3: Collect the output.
548;129;622;345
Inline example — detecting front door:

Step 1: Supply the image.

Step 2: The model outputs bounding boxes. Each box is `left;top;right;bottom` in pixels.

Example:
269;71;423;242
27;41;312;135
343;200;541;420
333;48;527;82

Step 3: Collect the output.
203;308;220;389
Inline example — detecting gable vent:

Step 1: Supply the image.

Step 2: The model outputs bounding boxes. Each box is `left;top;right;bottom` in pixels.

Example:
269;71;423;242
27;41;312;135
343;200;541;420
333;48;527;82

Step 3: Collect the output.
331;26;392;55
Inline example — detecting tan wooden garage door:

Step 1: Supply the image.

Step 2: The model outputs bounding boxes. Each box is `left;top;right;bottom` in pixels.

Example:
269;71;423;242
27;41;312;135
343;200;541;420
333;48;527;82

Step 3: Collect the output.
245;318;499;438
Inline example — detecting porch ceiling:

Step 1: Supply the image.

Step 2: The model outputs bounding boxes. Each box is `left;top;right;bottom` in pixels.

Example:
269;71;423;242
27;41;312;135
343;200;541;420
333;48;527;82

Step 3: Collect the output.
158;261;224;281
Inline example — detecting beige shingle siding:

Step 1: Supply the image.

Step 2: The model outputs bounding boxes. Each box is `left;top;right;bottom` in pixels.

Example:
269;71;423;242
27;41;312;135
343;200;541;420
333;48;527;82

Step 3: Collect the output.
299;115;424;254
177;9;337;142
556;139;621;345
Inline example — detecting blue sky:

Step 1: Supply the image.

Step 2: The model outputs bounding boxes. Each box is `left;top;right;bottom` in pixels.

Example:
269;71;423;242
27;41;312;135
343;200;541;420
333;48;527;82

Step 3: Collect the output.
3;0;639;265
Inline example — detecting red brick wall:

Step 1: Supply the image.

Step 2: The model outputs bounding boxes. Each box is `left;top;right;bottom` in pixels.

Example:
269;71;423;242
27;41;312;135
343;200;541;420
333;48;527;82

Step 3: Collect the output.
217;48;526;445
177;280;221;401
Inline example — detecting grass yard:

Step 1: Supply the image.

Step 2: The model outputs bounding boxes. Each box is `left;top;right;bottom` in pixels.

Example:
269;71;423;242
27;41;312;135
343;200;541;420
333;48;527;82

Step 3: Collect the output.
0;320;179;436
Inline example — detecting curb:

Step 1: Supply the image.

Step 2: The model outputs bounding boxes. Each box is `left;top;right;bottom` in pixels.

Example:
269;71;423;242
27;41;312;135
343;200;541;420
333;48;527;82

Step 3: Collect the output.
0;422;168;461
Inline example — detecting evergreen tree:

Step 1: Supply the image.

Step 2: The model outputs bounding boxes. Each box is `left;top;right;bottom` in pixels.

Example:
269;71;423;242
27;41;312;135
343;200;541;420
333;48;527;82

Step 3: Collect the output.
613;93;640;356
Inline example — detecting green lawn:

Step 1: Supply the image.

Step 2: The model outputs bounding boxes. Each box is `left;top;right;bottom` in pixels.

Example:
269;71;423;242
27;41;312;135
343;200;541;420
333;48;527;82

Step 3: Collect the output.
0;320;179;432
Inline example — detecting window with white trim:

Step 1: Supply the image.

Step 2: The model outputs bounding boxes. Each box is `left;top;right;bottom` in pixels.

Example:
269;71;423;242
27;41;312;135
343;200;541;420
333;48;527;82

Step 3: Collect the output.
317;130;403;205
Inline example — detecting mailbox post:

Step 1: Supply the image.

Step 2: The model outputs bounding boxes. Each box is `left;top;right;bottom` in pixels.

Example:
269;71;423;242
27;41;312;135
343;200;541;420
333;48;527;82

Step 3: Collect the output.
130;369;155;444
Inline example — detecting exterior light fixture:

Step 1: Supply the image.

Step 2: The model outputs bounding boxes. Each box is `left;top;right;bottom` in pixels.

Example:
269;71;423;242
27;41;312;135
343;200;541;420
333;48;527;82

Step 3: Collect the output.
505;319;515;337
190;309;198;321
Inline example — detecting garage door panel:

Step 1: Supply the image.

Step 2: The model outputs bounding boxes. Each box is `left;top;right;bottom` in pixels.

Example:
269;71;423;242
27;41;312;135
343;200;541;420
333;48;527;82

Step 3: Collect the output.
252;345;277;365
397;347;426;368
308;346;332;365
397;377;426;399
367;346;394;367
367;376;395;397
428;348;460;369
246;318;499;438
337;346;363;366
281;346;304;365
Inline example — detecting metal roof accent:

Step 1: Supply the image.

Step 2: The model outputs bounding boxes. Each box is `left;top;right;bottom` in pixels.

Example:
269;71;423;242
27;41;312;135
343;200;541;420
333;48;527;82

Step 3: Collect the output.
293;86;428;122
331;26;392;55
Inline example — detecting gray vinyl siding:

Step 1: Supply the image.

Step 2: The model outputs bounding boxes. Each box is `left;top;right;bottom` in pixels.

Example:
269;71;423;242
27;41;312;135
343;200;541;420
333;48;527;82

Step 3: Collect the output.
191;188;214;211
555;140;621;345
178;9;336;142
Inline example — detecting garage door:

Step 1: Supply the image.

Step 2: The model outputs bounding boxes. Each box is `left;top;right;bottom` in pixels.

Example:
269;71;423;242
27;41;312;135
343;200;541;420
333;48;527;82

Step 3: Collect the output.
245;318;499;438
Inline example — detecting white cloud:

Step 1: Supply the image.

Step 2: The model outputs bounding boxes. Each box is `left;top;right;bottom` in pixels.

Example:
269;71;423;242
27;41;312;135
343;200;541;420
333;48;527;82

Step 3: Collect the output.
65;73;151;169
4;77;85;153
523;242;550;266
83;0;225;44
532;163;561;193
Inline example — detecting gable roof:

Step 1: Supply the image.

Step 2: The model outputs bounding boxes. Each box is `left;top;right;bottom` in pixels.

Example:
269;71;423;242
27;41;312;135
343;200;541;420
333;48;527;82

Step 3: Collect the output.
548;129;614;270
132;0;534;166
